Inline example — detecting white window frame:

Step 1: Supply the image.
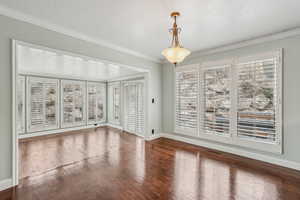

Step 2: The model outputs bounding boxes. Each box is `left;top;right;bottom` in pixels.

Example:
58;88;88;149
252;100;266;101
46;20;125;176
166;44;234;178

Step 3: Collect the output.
174;64;199;137
174;50;282;154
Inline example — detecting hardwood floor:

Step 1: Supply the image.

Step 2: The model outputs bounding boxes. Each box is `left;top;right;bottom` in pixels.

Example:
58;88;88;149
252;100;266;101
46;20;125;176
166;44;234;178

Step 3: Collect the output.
1;127;300;200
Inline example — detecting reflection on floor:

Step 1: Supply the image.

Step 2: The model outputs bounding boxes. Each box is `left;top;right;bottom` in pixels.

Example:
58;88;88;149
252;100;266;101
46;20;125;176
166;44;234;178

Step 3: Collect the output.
1;126;300;200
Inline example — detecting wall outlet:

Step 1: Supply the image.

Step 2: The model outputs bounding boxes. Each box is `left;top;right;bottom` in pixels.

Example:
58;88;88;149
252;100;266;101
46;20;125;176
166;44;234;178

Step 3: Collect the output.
152;98;155;103
152;129;154;134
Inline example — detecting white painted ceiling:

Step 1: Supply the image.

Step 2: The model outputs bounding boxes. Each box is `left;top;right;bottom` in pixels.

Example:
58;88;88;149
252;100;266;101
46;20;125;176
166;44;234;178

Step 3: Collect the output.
1;0;300;61
17;43;146;81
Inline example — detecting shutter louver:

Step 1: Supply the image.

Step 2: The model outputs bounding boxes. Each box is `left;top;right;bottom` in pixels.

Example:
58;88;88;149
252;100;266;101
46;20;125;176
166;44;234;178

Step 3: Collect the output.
200;66;231;136
237;57;278;143
175;70;198;133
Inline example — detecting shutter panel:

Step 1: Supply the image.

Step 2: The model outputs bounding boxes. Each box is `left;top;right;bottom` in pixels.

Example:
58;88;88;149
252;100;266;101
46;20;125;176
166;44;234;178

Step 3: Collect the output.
87;82;106;124
87;82;97;123
136;83;144;134
175;69;198;133
17;76;26;134
96;83;106;122
61;80;86;128
237;57;278;143
124;81;145;135
108;82;121;125
44;81;59;128
113;87;120;122
126;85;137;132
200;66;231;136
27;77;59;132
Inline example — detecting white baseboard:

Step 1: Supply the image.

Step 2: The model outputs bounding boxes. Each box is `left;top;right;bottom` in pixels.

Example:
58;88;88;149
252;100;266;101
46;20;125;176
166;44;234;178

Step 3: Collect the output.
105;123;123;130
0;178;12;191
145;133;162;141
160;132;300;171
19;124;106;139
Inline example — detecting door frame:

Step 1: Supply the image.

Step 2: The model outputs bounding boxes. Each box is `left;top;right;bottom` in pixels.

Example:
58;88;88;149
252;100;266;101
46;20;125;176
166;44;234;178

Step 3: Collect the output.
12;40;18;186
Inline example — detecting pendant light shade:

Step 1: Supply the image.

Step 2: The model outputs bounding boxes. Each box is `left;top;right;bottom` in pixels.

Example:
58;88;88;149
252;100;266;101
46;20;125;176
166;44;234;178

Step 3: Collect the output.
162;47;191;64
162;12;191;65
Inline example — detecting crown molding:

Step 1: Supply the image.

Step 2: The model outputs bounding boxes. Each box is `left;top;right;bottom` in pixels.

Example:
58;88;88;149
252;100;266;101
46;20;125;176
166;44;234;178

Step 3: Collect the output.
162;27;300;64
0;5;160;63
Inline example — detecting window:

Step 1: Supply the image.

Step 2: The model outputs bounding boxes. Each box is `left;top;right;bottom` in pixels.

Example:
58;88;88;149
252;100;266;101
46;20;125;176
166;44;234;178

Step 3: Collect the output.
87;82;106;124
174;50;282;153
237;57;280;143
113;87;120;121
17;76;26;134
200;65;231;136
175;66;198;136
61;80;86;128
136;83;145;134
27;77;59;132
108;82;121;125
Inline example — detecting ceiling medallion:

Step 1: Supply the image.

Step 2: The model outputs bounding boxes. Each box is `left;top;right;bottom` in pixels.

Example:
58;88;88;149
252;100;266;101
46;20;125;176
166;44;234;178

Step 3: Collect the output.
162;12;191;66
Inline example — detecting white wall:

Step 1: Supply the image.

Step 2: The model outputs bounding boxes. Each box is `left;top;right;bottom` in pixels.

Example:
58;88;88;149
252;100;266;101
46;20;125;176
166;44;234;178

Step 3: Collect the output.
0;14;162;181
162;34;300;167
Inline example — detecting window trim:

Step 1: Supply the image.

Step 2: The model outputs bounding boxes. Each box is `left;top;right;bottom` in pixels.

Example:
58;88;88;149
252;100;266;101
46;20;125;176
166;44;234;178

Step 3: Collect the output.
173;49;283;154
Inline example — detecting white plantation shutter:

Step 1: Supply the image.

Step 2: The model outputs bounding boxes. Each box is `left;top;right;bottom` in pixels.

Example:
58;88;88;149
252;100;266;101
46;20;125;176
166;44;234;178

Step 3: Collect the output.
96;84;106;122
124;81;145;135
175;68;198;134
113;87;121;122
236;56;280;143
176;51;282;153
27;77;59;132
87;83;97;122
108;82;121;125
200;65;231;136
87;82;106;124
125;84;137;132
17;76;26;134
136;83;144;134
61;80;86;128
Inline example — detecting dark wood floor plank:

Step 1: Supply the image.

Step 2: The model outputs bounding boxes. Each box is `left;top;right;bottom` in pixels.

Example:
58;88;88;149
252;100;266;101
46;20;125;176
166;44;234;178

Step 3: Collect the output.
0;126;300;200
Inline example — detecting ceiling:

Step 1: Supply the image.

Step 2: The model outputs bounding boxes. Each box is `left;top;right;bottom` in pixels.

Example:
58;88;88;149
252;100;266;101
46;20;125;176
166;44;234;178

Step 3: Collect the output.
1;0;300;62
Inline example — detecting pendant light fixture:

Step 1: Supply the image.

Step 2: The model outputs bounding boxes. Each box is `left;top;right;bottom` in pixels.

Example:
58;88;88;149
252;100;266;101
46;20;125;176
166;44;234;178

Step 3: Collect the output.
162;12;191;66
